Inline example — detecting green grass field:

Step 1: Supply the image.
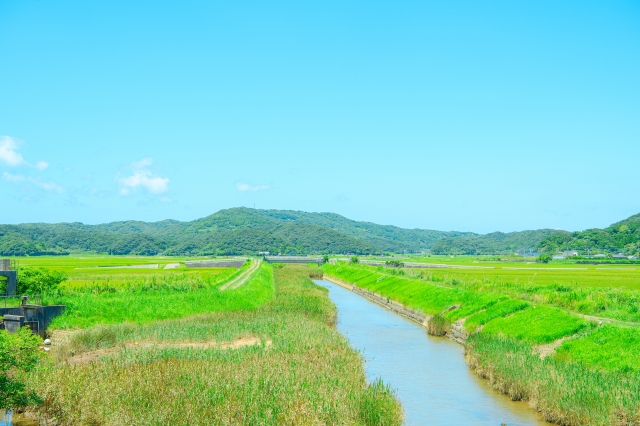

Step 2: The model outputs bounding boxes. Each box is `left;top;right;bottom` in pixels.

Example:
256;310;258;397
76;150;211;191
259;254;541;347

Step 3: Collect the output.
46;262;273;329
368;255;640;289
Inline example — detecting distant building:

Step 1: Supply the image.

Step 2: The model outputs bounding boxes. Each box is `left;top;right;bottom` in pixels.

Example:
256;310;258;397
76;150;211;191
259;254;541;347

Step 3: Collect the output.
628;255;638;260
552;255;565;260
594;254;607;258
561;250;579;257
612;254;627;260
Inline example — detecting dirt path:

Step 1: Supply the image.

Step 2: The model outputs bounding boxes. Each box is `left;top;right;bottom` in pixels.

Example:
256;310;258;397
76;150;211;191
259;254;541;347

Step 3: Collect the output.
219;260;261;291
66;336;272;365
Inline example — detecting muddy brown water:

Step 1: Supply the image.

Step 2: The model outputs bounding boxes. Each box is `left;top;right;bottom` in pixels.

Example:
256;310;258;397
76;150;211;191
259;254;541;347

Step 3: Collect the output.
315;279;552;426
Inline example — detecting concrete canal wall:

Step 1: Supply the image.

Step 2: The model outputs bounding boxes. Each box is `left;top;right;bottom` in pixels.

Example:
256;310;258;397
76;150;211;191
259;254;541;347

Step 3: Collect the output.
322;274;468;344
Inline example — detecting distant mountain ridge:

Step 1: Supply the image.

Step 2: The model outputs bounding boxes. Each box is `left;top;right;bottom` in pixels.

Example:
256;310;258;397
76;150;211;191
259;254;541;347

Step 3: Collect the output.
0;207;638;256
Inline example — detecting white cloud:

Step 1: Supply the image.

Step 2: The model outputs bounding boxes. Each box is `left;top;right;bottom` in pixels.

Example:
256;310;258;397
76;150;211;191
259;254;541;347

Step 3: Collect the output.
0;136;26;166
3;171;64;193
0;136;51;171
132;157;154;169
236;182;271;192
32;179;65;193
118;158;169;195
3;172;25;183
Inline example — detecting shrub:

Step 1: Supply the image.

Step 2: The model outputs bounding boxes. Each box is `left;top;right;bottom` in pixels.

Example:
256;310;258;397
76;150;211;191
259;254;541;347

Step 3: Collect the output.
18;268;67;295
536;254;552;264
0;327;44;409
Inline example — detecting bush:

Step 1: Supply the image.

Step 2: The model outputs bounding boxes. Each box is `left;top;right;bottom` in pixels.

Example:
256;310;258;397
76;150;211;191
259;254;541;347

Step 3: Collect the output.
350;256;359;264
17;268;67;295
0;327;44;409
536;254;552;264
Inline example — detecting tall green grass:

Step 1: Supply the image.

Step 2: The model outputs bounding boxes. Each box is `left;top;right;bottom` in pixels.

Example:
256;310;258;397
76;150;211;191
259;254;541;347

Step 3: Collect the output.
466;333;640;425
28;266;403;425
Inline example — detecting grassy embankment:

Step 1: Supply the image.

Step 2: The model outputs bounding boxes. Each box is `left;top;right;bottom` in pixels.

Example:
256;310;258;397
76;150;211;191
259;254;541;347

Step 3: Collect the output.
323;263;640;425
365;256;640;321
25;264;402;425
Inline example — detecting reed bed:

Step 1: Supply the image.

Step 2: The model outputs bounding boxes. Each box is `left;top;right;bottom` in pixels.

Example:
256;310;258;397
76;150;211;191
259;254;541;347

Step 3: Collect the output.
466;333;640;426
27;265;403;425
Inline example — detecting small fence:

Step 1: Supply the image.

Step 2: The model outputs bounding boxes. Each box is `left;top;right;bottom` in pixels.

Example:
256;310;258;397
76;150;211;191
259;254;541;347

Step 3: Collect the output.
185;259;247;269
0;294;42;308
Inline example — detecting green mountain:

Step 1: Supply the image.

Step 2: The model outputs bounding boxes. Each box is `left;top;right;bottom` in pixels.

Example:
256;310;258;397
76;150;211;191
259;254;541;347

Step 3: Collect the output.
537;213;640;255
431;229;562;255
1;207;436;256
7;207;635;257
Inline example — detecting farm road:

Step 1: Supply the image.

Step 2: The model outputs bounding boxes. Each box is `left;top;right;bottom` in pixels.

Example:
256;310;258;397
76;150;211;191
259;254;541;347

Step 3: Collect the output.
219;260;261;291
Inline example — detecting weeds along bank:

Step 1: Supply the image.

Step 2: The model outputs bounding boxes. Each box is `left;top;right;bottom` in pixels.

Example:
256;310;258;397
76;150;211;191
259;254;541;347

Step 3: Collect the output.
25;264;402;425
323;263;640;426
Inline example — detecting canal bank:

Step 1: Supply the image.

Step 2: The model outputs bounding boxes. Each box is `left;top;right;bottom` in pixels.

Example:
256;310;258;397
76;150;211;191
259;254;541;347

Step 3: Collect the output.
315;278;550;425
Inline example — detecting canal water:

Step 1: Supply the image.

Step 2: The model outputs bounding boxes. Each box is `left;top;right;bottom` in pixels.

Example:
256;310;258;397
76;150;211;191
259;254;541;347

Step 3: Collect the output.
0;411;37;426
315;279;550;426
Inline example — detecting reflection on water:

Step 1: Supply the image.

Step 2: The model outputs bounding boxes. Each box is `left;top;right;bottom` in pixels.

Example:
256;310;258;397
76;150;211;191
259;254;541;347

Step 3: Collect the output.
315;280;551;426
1;411;38;426
0;411;10;426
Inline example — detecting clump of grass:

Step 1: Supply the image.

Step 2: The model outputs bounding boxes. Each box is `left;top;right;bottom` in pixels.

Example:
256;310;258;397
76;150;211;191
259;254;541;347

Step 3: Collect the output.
28;265;403;425
358;378;404;425
427;315;450;336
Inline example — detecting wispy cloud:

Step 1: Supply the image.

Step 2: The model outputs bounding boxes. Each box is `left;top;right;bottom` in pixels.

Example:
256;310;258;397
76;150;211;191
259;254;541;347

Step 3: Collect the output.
3;171;65;193
3;172;25;183
118;157;169;195
0;136;26;166
0;136;51;171
236;182;271;192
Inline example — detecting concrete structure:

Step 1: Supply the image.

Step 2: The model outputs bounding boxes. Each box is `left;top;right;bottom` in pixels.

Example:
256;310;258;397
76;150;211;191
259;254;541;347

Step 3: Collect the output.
0;302;65;338
264;256;323;266
0;259;17;296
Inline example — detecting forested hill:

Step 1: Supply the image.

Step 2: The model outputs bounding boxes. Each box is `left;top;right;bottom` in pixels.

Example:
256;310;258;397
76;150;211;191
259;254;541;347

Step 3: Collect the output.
431;229;563;255
3;207;636;256
0;207;472;256
537;213;640;255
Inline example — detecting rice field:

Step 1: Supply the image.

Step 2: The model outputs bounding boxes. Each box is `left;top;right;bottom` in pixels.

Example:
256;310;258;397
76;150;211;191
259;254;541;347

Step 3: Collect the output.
369;255;640;289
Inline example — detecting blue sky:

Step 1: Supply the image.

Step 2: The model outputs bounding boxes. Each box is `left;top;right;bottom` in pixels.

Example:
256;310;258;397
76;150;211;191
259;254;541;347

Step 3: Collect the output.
1;0;639;233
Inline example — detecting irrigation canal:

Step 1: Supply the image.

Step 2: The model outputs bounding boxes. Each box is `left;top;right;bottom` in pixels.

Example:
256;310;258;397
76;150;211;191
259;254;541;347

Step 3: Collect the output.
315;279;551;426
